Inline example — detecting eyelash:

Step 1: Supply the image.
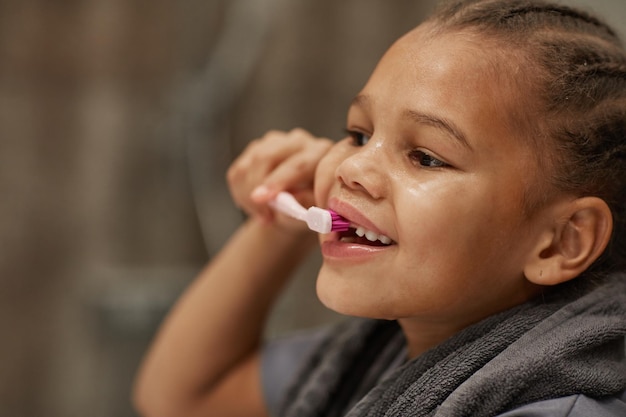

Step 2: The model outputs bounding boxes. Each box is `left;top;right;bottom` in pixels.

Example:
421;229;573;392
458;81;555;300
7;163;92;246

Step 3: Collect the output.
408;150;448;168
344;129;450;168
345;129;370;147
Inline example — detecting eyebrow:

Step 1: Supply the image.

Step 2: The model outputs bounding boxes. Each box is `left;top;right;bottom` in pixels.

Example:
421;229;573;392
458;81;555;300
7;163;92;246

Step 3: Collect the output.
350;94;472;151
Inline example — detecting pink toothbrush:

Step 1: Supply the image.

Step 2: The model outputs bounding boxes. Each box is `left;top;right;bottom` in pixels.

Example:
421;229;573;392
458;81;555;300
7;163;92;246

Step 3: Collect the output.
269;191;350;233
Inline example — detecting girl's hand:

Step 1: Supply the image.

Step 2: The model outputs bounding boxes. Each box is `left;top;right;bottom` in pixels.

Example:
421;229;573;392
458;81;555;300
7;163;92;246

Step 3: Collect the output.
227;128;333;232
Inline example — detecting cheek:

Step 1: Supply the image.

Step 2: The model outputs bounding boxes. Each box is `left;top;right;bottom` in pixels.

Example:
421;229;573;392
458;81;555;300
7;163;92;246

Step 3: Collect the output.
395;183;506;262
314;144;345;206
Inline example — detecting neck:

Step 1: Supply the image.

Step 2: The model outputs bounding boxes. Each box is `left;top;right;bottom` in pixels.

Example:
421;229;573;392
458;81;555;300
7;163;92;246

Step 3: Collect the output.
397;318;470;358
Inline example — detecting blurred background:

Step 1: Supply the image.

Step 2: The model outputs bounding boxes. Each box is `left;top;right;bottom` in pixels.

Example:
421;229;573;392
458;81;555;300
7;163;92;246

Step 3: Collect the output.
0;0;624;416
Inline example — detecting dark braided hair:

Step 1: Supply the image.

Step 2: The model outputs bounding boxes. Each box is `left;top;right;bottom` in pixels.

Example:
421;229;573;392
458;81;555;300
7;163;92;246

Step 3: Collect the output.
430;0;626;274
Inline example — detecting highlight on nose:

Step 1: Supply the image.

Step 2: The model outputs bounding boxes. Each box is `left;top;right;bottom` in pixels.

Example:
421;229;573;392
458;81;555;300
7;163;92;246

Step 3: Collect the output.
335;151;385;199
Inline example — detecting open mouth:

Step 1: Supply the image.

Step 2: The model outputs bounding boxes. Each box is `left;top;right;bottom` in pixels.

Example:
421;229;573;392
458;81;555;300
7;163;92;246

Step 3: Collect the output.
338;225;395;247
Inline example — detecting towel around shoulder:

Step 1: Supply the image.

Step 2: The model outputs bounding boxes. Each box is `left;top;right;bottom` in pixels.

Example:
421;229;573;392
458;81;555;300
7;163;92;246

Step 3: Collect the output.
279;273;626;417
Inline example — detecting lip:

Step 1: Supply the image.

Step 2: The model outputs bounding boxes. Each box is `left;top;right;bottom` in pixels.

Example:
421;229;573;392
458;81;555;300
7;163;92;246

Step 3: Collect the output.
321;198;395;262
327;198;390;237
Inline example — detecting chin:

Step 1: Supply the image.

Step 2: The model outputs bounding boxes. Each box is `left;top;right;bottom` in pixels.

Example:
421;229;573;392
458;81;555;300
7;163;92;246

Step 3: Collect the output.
316;265;393;319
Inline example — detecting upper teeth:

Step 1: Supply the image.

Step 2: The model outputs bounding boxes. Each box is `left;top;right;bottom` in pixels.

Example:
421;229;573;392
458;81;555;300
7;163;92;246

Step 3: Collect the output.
355;226;392;245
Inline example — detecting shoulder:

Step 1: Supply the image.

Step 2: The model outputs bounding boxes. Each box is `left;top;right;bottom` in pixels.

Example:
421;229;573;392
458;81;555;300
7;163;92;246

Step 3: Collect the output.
496;390;626;417
260;326;331;417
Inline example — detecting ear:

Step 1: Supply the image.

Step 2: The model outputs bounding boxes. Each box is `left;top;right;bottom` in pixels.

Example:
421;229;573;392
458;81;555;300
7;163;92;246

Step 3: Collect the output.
524;197;613;286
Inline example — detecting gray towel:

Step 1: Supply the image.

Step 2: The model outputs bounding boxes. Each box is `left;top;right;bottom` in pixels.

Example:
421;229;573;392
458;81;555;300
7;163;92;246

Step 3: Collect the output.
279;273;626;417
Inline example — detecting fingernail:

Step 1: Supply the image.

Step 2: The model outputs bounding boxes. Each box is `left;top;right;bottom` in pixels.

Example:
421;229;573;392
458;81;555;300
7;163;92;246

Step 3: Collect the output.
251;185;270;200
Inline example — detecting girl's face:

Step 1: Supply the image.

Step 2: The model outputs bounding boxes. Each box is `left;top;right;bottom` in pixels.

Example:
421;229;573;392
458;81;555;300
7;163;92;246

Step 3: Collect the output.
314;27;552;330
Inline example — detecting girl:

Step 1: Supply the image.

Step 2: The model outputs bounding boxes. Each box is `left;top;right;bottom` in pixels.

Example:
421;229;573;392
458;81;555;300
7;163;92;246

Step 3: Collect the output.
133;0;626;416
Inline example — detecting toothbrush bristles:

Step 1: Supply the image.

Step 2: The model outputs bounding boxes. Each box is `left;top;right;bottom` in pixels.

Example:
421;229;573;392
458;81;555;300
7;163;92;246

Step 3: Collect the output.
328;209;350;232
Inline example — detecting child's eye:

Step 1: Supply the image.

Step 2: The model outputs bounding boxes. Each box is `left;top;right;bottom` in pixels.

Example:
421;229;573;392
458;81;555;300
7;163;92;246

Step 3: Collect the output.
345;129;371;147
409;150;449;168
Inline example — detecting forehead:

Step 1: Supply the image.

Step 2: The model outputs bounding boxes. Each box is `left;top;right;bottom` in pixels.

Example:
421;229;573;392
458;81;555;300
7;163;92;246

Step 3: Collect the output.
371;27;503;111
361;25;529;143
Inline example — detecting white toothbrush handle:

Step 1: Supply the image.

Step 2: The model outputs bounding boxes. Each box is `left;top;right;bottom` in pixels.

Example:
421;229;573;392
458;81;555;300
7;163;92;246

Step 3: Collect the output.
268;192;332;233
268;191;308;221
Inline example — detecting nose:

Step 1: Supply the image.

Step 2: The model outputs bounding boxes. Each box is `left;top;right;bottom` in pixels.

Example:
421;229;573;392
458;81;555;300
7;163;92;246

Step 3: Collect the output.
335;139;387;199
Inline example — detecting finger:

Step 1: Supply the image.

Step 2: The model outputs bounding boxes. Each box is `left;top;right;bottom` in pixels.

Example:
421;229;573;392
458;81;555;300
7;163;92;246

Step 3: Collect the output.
259;140;332;198
227;130;330;222
228;134;311;208
232;130;310;176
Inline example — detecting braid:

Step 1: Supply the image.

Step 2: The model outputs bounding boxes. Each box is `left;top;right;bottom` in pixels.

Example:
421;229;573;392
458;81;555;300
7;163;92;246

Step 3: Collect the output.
501;4;618;38
545;40;626;109
433;0;621;44
432;0;626;273
571;61;626;83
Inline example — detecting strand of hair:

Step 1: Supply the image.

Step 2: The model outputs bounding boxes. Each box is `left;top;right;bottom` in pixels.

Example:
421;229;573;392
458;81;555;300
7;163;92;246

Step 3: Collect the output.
501;4;617;38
